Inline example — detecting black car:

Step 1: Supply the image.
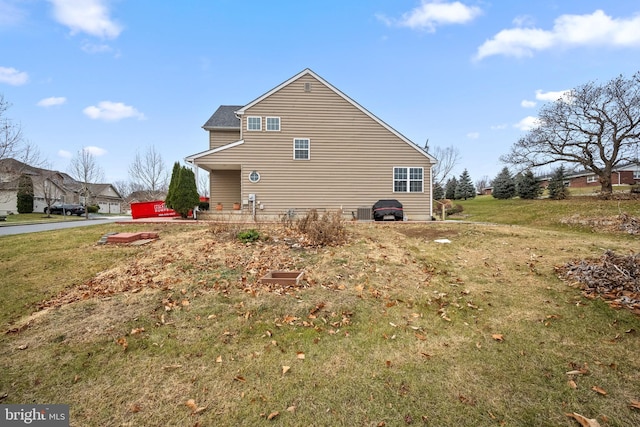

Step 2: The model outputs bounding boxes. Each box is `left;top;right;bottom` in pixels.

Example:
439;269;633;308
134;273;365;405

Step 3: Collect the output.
45;204;85;216
372;199;404;221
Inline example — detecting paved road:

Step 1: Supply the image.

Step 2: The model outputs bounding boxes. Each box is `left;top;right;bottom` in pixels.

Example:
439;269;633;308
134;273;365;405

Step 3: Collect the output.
0;216;132;237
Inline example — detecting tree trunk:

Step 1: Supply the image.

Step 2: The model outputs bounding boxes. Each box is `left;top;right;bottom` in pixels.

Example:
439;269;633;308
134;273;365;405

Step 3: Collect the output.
599;174;613;194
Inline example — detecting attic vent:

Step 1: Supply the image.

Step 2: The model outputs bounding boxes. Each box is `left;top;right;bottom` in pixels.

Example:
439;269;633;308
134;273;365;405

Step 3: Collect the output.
304;82;312;92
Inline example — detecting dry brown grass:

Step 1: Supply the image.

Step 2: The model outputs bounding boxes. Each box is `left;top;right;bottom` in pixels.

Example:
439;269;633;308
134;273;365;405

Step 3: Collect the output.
1;219;640;426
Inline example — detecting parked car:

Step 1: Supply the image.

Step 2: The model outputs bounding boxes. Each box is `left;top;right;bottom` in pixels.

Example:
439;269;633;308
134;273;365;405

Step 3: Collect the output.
372;199;404;221
45;204;86;216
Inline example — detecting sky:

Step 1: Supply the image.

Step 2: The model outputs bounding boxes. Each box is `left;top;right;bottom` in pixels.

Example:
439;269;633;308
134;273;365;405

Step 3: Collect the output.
1;0;640;187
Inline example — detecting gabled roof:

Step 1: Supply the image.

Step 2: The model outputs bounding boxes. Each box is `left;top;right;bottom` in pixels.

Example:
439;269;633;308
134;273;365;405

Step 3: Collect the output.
235;68;436;163
202;105;243;130
186;140;245;163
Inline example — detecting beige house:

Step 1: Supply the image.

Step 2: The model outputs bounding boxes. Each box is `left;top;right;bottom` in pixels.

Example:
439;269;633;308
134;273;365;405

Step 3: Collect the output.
0;158;123;214
186;69;436;220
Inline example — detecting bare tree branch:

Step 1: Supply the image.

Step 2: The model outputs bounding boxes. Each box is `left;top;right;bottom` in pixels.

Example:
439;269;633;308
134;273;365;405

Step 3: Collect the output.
128;146;168;199
430;145;461;186
68;148;104;218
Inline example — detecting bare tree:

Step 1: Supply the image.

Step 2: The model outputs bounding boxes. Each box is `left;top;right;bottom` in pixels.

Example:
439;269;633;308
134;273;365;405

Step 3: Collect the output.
428;144;461;186
0;94;40;165
475;175;491;195
68;148;104;218
502;72;640;194
198;171;210;198
128;146;168;199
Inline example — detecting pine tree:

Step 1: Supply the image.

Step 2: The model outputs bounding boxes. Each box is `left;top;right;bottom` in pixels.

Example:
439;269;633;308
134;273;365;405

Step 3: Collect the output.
516;170;543;199
433;182;444;200
444;177;458;199
171;166;200;218
16;174;34;214
492;167;516;199
165;162;181;209
454;169;475;200
547;165;570;200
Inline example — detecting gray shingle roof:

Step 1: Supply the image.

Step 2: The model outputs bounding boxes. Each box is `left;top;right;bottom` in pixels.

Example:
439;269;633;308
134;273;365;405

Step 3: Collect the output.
202;105;243;129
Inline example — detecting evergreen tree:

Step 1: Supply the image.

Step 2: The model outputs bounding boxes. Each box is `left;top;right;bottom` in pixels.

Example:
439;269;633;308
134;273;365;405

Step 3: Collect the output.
444;177;458;199
16;174;34;213
547;165;570;200
454;169;476;200
492;167;516;199
171;166;200;218
516;170;543;199
165;162;181;209
433;182;444;200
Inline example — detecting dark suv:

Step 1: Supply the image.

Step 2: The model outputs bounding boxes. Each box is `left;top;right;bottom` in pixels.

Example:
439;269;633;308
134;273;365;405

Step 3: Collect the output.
45;204;86;216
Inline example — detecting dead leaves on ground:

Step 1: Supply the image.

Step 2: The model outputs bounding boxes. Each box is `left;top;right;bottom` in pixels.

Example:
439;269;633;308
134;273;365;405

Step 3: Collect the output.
566;412;602;427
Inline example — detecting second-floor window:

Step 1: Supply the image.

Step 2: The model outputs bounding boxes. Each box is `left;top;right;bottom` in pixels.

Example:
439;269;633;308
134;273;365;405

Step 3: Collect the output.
247;116;261;131
294;138;310;160
266;117;280;131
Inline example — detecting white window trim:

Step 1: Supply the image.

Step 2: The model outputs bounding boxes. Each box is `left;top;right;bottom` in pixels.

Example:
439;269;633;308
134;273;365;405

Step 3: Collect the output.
266;116;280;131
293;138;310;160
247;116;262;131
586;175;598;183
393;166;424;193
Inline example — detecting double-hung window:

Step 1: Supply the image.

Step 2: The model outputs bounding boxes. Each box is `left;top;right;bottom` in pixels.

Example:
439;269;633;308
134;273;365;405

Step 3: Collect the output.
266;117;280;131
394;167;423;192
294;138;310;160
247;116;261;131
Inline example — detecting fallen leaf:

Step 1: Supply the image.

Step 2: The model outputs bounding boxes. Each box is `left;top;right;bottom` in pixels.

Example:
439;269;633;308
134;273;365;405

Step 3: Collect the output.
568;380;577;389
130;403;142;413
591;386;607;396
630;399;640;410
116;337;128;351
185;399;197;411
286;406;296;413
566;412;601;427
386;360;392;368
282;366;290;375
415;333;427;341
233;376;246;382
297;352;305;360
216;356;222;363
130;327;145;335
491;334;504;342
17;344;28;350
267;411;279;420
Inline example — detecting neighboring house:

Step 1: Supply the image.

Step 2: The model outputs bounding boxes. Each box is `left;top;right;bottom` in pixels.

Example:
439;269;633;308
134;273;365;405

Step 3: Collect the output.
186;69;436;220
0;158;124;214
537;162;640;189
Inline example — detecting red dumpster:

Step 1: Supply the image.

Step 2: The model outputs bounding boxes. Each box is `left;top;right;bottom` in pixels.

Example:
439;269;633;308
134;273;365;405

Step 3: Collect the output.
130;201;179;219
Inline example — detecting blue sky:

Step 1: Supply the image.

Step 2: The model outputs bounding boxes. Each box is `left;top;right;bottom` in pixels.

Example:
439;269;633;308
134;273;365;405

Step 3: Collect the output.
1;0;639;186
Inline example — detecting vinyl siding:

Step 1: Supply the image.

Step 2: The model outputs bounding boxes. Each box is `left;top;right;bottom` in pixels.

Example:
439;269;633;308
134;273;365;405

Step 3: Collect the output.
209;129;241;150
198;74;432;220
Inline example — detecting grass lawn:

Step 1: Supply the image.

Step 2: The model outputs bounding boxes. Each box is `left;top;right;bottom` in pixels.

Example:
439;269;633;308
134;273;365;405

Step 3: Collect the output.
1;201;639;426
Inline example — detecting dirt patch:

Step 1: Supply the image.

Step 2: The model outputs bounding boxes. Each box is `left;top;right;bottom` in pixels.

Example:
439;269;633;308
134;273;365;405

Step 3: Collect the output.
394;224;459;241
557;250;640;315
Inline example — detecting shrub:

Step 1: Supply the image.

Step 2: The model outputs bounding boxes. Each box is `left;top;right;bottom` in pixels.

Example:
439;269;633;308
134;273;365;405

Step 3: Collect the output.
237;229;260;243
631;184;640;194
297;209;346;246
87;205;100;214
16;174;34;214
446;204;464;216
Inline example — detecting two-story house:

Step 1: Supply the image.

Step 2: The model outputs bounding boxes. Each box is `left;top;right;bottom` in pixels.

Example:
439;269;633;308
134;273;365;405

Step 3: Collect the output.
186;69;436;221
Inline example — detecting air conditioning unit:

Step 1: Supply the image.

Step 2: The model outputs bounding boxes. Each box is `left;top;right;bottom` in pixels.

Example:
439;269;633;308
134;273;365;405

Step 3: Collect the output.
357;206;372;221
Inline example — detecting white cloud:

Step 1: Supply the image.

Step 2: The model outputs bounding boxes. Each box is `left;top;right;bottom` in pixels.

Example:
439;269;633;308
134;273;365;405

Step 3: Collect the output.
521;100;537;108
490;123;508;130
49;0;122;39
535;89;570;102
37;96;67;107
380;0;482;32
514;116;541;131
83;146;107;156
0;66;28;85
475;10;640;60
81;41;114;54
83;101;145;121
58;149;73;159
466;132;480;139
0;0;27;27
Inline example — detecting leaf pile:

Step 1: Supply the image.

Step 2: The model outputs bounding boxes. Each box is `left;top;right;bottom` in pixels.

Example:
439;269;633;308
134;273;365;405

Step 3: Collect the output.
560;213;640;235
557;250;640;314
